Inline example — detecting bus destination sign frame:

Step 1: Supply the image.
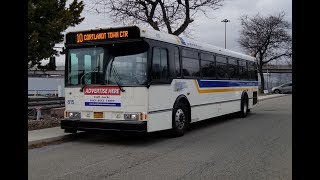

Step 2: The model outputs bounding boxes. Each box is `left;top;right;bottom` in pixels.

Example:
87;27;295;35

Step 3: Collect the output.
65;26;141;45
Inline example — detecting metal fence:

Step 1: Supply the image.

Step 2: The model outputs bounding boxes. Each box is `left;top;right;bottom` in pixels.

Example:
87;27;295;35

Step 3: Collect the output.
28;97;65;120
28;90;60;97
261;73;292;92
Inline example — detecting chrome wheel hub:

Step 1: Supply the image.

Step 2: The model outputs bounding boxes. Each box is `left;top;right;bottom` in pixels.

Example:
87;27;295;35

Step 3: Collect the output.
175;109;185;129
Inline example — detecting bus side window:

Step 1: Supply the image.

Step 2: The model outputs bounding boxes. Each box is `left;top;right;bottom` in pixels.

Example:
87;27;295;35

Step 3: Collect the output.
228;58;239;80
174;47;181;77
152;47;169;81
239;60;248;80
248;62;256;80
200;52;215;79
216;56;228;79
254;62;258;81
181;49;200;78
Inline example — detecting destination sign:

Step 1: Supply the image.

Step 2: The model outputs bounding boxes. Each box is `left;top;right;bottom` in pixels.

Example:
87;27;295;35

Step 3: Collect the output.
65;26;140;45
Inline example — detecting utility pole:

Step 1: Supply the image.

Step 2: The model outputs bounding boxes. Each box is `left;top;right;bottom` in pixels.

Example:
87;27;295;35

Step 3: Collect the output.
221;19;230;49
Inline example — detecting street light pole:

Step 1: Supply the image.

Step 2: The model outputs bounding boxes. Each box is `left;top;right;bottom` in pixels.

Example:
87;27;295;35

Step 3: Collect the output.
221;19;230;49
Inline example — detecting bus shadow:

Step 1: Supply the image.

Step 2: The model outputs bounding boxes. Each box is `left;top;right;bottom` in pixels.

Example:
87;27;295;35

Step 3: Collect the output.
70;129;170;146
188;112;255;132
68;113;256;146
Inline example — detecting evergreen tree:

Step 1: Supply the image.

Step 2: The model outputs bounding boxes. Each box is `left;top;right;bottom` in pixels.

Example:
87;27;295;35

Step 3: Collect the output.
28;0;84;69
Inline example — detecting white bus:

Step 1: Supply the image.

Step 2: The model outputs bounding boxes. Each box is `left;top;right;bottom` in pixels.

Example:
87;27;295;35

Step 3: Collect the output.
61;26;258;136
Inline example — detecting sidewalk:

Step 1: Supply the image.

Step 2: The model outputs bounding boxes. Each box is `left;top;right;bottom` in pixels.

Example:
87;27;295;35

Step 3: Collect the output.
28;127;81;147
28;94;289;148
257;93;288;101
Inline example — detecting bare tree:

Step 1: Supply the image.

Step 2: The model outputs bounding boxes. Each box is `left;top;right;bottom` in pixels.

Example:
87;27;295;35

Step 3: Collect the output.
87;0;223;36
238;12;292;93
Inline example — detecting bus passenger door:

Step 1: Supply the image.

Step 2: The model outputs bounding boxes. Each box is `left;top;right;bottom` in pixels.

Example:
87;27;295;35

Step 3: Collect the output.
148;46;175;132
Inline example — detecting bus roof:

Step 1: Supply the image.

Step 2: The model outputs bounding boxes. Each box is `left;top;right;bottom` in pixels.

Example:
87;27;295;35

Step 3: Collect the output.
66;25;256;62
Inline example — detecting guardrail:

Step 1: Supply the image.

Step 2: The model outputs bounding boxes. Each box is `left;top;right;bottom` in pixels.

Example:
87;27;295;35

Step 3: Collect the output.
28;97;65;120
28;97;65;110
28;90;60;96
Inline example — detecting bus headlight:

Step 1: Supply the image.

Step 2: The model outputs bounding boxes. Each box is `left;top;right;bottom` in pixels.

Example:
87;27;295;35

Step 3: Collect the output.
124;113;148;120
124;113;139;120
66;112;81;119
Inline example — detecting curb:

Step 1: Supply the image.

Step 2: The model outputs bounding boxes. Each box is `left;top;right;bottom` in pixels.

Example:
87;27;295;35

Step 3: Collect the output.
28;134;74;148
258;94;289;102
28;131;85;148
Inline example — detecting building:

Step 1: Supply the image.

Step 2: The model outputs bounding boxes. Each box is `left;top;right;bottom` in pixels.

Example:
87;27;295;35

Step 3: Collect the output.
28;66;65;97
260;64;292;92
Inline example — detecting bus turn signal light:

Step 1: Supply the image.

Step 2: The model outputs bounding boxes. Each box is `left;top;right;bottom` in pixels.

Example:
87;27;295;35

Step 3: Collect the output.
139;113;148;121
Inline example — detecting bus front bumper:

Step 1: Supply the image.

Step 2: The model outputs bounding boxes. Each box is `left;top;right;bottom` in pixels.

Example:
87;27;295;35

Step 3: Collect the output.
61;119;147;132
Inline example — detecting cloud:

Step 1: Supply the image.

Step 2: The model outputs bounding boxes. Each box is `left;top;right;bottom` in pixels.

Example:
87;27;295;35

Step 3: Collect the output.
192;0;291;53
51;0;292;66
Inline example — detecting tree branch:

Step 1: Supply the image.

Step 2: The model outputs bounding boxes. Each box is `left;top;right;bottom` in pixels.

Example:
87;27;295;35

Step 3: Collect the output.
173;0;192;35
88;0;223;35
156;0;172;33
262;52;291;65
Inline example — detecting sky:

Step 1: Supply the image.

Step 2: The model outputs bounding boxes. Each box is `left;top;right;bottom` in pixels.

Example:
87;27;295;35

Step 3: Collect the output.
47;0;292;66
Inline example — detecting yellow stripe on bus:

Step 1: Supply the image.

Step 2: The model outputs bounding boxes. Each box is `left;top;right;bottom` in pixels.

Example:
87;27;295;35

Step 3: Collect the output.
194;80;258;94
174;36;181;45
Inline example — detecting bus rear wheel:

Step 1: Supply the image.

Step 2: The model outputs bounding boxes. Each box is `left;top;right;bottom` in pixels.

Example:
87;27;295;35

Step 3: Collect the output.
170;103;189;137
239;94;249;118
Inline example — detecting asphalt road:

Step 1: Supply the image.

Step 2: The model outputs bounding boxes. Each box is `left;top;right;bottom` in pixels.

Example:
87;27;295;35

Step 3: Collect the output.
28;95;292;180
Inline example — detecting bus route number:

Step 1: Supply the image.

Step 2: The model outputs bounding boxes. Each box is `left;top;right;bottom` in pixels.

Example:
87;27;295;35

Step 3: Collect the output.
67;100;74;104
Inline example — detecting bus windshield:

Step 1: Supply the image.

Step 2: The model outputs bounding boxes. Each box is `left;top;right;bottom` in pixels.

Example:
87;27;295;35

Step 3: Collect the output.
67;43;148;86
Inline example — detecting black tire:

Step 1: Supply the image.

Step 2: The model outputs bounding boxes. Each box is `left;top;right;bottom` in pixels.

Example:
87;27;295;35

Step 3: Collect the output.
274;89;281;94
170;102;189;137
64;129;77;134
239;94;249;118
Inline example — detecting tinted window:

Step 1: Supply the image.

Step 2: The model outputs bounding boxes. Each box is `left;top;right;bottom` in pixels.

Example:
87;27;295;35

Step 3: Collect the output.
239;60;248;80
228;58;238;65
216;55;227;63
228;59;239;79
239;61;246;66
201;60;216;78
152;47;169;80
182;49;198;59
182;57;200;77
174;47;181;77
200;53;213;61
248;62;257;80
216;56;228;79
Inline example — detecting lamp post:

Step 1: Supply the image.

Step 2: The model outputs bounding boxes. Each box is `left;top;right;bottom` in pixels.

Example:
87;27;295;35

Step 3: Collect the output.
221;19;230;49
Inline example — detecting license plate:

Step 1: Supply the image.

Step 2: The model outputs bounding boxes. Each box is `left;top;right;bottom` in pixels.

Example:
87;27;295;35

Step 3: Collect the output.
94;112;103;118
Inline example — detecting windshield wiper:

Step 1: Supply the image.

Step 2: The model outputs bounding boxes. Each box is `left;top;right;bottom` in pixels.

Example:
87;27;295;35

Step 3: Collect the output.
79;67;99;92
111;67;125;92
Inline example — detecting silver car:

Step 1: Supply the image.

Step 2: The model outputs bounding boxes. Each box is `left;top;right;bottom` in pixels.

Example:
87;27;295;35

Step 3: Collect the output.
271;82;292;94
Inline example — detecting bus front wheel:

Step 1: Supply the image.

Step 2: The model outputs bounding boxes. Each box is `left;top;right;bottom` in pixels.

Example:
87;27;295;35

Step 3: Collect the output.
64;129;77;134
170;103;189;137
